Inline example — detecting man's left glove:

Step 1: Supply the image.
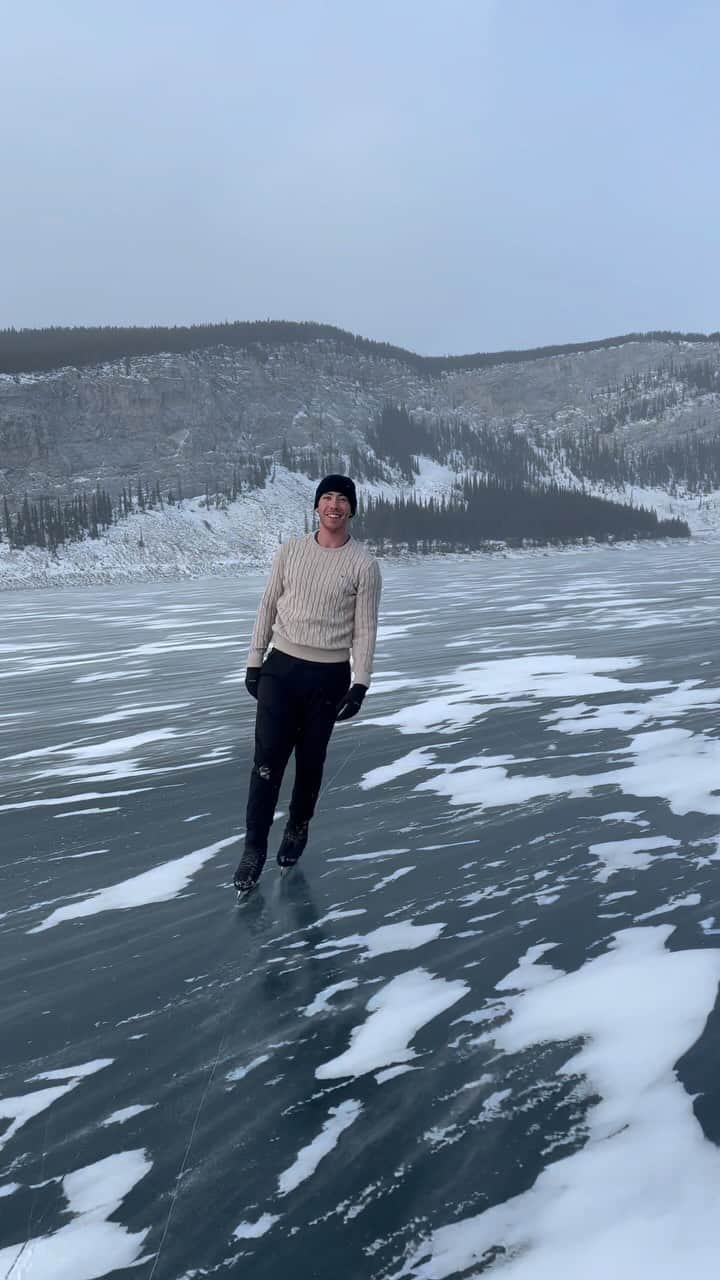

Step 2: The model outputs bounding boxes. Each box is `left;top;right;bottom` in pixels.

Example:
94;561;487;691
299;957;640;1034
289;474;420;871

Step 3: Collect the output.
335;683;367;722
245;667;261;700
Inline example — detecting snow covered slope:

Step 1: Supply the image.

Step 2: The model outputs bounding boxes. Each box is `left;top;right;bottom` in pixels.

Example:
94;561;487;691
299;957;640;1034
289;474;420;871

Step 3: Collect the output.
0;463;716;592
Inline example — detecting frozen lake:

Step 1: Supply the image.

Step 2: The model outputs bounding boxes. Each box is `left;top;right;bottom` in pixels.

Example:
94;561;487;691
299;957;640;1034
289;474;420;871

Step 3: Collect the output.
2;542;720;1279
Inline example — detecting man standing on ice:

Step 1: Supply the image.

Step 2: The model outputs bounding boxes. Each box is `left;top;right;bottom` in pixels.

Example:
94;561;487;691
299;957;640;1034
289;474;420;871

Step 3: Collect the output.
233;474;382;893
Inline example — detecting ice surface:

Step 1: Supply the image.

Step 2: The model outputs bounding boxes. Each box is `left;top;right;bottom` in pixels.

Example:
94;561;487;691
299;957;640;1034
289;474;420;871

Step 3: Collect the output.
6;547;720;1278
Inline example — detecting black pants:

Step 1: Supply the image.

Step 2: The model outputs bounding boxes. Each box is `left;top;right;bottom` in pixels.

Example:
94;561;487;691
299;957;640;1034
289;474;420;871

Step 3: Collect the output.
245;649;351;851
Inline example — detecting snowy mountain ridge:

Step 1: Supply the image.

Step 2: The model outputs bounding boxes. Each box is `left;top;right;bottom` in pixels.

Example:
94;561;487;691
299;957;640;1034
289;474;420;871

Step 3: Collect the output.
3;330;720;508
3;326;720;588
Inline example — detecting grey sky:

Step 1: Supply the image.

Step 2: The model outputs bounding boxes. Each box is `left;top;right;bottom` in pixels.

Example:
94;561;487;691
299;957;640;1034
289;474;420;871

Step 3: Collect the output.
3;0;719;353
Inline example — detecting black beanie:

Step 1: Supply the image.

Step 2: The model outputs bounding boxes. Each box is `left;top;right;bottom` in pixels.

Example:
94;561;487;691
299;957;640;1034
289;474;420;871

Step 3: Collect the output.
314;474;357;516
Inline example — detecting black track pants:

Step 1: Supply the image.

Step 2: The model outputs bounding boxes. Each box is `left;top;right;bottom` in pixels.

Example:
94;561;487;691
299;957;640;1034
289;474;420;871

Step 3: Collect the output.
245;649;351;851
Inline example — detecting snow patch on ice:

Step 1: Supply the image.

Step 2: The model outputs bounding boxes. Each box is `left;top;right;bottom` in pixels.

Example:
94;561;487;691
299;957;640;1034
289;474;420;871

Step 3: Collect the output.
233;1213;280;1239
0;1150;151;1280
589;836;681;882
0;1059;113;1151
303;980;360;1017
102;1104;156;1126
277;1099;362;1195
392;926;720;1280
29;834;241;931
364;654;656;737
226;1054;271;1083
315;920;445;960
316;968;468;1080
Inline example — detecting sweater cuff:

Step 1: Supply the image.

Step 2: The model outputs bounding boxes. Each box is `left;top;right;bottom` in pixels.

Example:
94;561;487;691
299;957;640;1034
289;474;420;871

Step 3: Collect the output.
247;649;265;668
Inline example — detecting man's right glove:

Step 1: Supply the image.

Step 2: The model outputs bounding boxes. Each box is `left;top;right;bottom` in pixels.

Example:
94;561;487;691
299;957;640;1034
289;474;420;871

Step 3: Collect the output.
335;683;367;722
245;668;261;700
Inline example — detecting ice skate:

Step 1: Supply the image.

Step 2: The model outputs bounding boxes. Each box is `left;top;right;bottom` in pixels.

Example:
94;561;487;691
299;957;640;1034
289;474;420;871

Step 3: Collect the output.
233;845;267;898
276;820;309;875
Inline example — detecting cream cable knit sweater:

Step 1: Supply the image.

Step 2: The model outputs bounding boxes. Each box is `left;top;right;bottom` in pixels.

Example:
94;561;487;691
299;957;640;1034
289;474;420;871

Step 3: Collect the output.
247;534;382;687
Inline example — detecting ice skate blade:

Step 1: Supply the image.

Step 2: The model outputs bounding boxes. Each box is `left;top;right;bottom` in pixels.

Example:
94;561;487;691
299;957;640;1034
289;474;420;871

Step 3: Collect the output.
235;882;258;900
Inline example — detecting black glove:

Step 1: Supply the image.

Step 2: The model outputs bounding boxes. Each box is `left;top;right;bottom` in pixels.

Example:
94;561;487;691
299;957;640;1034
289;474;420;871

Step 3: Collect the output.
335;683;367;722
245;667;261;700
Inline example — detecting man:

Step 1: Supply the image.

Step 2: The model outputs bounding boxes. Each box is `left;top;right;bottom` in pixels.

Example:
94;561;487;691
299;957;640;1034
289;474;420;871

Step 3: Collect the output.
233;474;382;893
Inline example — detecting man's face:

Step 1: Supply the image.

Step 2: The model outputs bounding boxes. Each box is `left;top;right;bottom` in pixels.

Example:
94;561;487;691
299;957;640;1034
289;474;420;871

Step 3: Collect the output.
317;490;352;534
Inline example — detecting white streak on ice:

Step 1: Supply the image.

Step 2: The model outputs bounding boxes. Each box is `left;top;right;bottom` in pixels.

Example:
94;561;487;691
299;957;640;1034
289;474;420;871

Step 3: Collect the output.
327;848;410;864
233;1213;280;1239
277;1099;362;1195
31;1060;114;1082
6;728;179;762
372;867;415;891
0;1060;112;1151
375;1065;417;1084
316;968;468;1080
314;909;367;927
101;1104;156;1125
303;980;359;1017
80;703;190;724
226;1055;270;1082
57;808;120;817
0;788;151;814
74;669;150;684
360;748;437;789
29;834;241;932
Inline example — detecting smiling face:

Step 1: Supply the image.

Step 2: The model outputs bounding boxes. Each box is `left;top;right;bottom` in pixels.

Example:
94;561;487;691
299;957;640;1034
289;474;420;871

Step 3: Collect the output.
316;490;352;537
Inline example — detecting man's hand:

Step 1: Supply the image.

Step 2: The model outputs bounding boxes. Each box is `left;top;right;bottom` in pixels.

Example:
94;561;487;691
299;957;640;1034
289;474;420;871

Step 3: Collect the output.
336;683;367;722
245;667;261;699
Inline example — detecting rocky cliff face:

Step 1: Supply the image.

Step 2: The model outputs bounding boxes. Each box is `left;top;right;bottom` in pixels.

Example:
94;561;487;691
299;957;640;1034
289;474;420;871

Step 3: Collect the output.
2;336;720;503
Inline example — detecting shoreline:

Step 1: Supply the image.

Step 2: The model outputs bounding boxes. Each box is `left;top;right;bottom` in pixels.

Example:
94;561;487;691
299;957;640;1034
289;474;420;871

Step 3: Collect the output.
0;533;698;593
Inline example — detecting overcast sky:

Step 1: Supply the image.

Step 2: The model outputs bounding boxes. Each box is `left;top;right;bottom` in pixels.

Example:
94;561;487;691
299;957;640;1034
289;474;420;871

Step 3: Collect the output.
3;1;719;354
